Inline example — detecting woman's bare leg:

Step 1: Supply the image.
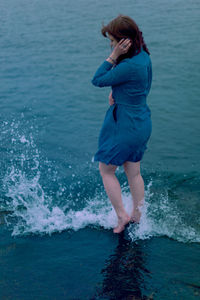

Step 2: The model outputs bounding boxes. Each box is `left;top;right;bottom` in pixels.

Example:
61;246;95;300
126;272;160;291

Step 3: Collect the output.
99;162;131;233
123;161;144;223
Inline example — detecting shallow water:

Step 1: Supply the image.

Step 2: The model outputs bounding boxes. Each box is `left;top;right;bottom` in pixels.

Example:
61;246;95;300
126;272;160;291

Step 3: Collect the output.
1;227;200;299
0;0;200;298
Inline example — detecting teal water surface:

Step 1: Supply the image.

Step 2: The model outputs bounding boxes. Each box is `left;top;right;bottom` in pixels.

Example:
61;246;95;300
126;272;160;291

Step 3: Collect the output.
0;0;200;299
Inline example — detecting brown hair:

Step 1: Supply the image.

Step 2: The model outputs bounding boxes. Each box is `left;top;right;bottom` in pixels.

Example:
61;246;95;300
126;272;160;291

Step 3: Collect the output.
101;15;150;63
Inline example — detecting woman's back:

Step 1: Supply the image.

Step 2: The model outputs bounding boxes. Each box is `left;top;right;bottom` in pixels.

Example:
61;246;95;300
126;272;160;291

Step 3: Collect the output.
112;50;152;106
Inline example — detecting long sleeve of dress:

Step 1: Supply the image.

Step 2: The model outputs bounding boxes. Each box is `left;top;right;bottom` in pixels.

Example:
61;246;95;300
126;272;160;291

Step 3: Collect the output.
91;60;131;87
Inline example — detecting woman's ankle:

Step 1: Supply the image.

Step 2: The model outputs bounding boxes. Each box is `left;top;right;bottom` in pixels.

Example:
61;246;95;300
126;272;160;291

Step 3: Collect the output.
131;203;143;223
117;211;130;221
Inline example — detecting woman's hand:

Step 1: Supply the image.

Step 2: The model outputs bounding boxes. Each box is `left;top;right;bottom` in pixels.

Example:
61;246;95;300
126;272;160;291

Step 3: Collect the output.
109;91;115;106
110;38;132;61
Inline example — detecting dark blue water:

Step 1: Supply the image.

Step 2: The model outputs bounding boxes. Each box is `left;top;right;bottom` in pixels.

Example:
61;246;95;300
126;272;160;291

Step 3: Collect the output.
0;0;200;299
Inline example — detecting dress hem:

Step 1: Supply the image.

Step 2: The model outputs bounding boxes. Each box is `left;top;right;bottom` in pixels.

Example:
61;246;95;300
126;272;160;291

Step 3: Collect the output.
93;156;143;166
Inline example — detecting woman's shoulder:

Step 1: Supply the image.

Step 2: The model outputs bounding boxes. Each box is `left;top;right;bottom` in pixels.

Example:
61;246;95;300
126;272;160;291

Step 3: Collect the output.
128;50;151;66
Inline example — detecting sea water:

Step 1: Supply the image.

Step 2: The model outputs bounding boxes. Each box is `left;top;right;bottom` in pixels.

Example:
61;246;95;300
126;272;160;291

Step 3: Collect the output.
0;0;200;299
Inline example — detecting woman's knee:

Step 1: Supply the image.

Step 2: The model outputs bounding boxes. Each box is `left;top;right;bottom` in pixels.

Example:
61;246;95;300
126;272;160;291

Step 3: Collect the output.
123;161;141;178
99;162;116;177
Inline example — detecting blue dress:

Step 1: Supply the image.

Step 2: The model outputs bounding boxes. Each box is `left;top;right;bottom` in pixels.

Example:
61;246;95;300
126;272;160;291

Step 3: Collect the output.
91;49;152;166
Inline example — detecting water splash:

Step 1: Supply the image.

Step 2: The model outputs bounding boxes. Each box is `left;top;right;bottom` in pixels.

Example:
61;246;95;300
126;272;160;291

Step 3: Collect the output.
1;119;200;243
128;181;200;243
3;164;200;244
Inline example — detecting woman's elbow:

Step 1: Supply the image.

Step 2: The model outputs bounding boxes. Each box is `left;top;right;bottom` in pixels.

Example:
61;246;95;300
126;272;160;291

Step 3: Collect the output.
91;78;104;87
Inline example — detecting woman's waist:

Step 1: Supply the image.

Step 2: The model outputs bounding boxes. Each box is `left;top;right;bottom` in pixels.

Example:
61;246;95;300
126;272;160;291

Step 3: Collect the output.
114;95;147;106
111;102;151;121
113;101;150;112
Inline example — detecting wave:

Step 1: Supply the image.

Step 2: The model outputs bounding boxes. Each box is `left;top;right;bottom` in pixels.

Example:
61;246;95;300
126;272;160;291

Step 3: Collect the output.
1;117;200;243
2;167;200;244
128;181;200;243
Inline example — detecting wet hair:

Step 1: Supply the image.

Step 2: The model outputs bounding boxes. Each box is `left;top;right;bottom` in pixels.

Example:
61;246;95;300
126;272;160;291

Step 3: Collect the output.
101;15;150;63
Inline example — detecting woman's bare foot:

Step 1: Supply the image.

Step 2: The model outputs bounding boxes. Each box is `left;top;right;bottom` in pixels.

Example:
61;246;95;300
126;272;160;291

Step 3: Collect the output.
113;213;131;234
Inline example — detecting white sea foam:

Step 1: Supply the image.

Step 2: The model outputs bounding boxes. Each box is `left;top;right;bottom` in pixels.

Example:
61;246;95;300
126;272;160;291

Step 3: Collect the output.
128;182;200;243
2;120;200;243
3;164;200;244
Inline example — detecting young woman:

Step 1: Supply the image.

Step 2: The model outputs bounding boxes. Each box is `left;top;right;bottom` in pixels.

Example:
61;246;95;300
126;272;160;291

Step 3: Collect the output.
92;15;152;234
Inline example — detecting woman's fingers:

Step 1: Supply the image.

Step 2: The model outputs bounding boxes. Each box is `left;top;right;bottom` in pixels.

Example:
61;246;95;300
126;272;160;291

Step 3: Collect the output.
119;38;131;46
112;38;132;59
118;38;131;53
109;91;115;105
118;38;125;45
109;98;114;105
122;39;131;48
